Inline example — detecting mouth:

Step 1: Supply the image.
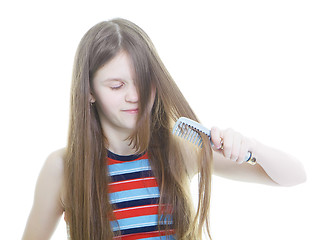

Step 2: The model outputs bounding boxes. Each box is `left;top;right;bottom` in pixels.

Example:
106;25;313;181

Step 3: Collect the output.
122;108;139;114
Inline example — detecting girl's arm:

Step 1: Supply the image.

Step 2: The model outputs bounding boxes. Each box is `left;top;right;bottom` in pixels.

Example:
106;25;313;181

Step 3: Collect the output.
210;127;307;186
22;149;65;240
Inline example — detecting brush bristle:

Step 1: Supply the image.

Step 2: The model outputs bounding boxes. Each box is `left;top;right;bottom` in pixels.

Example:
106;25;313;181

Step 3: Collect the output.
173;121;206;147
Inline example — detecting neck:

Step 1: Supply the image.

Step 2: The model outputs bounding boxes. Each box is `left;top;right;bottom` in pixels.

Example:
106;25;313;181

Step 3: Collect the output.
103;127;137;156
107;141;137;156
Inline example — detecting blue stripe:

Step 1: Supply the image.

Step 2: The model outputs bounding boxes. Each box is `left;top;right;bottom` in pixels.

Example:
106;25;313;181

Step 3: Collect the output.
142;236;176;240
114;198;159;209
109;187;160;204
111;214;172;231
111;170;153;182
108;159;151;176
115;225;173;236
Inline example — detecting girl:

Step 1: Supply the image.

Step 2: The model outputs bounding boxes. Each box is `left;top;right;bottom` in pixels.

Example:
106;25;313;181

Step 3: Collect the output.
22;18;306;240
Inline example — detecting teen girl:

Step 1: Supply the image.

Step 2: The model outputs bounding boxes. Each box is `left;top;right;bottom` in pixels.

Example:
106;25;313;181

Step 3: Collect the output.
22;18;306;240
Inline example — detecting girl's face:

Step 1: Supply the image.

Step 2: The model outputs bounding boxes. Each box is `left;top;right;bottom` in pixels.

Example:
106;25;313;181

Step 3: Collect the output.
91;51;155;136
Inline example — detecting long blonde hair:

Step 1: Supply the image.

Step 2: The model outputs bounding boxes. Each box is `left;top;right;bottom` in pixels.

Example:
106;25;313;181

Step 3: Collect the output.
65;18;213;239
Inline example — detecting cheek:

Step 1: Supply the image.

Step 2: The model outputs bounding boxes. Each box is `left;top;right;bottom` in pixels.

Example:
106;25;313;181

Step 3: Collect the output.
96;92;121;114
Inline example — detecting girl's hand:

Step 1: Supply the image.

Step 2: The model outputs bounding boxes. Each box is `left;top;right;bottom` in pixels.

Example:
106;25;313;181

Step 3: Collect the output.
211;127;254;164
210;127;306;186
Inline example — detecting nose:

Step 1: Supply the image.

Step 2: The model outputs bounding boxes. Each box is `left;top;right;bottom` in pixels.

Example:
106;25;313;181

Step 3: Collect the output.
125;84;139;103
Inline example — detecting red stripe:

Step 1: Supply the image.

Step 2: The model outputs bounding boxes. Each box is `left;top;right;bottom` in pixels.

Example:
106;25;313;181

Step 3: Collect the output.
108;177;158;193
113;204;159;220
112;204;173;220
113;229;175;240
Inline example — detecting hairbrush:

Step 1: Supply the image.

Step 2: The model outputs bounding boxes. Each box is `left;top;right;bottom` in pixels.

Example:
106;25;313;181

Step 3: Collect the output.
172;117;256;165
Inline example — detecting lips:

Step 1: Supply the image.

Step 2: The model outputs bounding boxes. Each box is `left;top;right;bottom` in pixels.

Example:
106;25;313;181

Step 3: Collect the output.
122;108;139;114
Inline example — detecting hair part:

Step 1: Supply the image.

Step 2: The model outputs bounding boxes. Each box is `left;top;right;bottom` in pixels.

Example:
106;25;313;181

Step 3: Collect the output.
65;18;213;240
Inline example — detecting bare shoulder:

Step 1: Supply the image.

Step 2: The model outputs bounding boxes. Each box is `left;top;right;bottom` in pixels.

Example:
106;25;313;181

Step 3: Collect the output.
22;148;67;239
44;148;66;202
45;148;66;170
38;148;66;208
39;149;66;185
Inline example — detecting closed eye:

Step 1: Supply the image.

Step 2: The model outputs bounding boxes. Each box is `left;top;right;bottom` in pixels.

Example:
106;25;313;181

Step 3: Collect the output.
110;83;124;90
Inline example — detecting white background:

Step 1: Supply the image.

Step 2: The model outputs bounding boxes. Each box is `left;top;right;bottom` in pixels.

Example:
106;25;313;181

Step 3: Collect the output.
1;0;327;239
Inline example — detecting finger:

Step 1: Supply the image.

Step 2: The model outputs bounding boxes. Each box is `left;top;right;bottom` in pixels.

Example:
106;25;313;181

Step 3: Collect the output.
231;132;241;162
237;136;249;164
222;128;233;159
211;127;223;150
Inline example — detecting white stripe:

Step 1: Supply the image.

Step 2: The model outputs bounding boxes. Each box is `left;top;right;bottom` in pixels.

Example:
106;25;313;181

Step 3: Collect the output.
109;166;151;176
113;204;159;213
110;193;160;204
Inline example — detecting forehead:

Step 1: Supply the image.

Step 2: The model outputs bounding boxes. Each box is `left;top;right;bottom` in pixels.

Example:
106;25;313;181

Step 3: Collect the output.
93;51;135;83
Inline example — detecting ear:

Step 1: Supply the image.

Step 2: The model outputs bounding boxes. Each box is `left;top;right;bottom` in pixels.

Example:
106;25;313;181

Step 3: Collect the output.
89;93;96;104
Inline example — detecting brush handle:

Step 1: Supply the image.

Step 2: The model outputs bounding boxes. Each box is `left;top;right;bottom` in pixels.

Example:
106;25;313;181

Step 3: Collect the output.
245;151;257;165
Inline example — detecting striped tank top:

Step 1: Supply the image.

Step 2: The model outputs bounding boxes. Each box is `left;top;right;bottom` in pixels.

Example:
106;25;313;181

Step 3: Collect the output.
107;150;176;240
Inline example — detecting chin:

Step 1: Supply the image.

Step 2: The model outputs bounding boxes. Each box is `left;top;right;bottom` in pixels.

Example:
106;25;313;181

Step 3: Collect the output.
122;121;137;131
